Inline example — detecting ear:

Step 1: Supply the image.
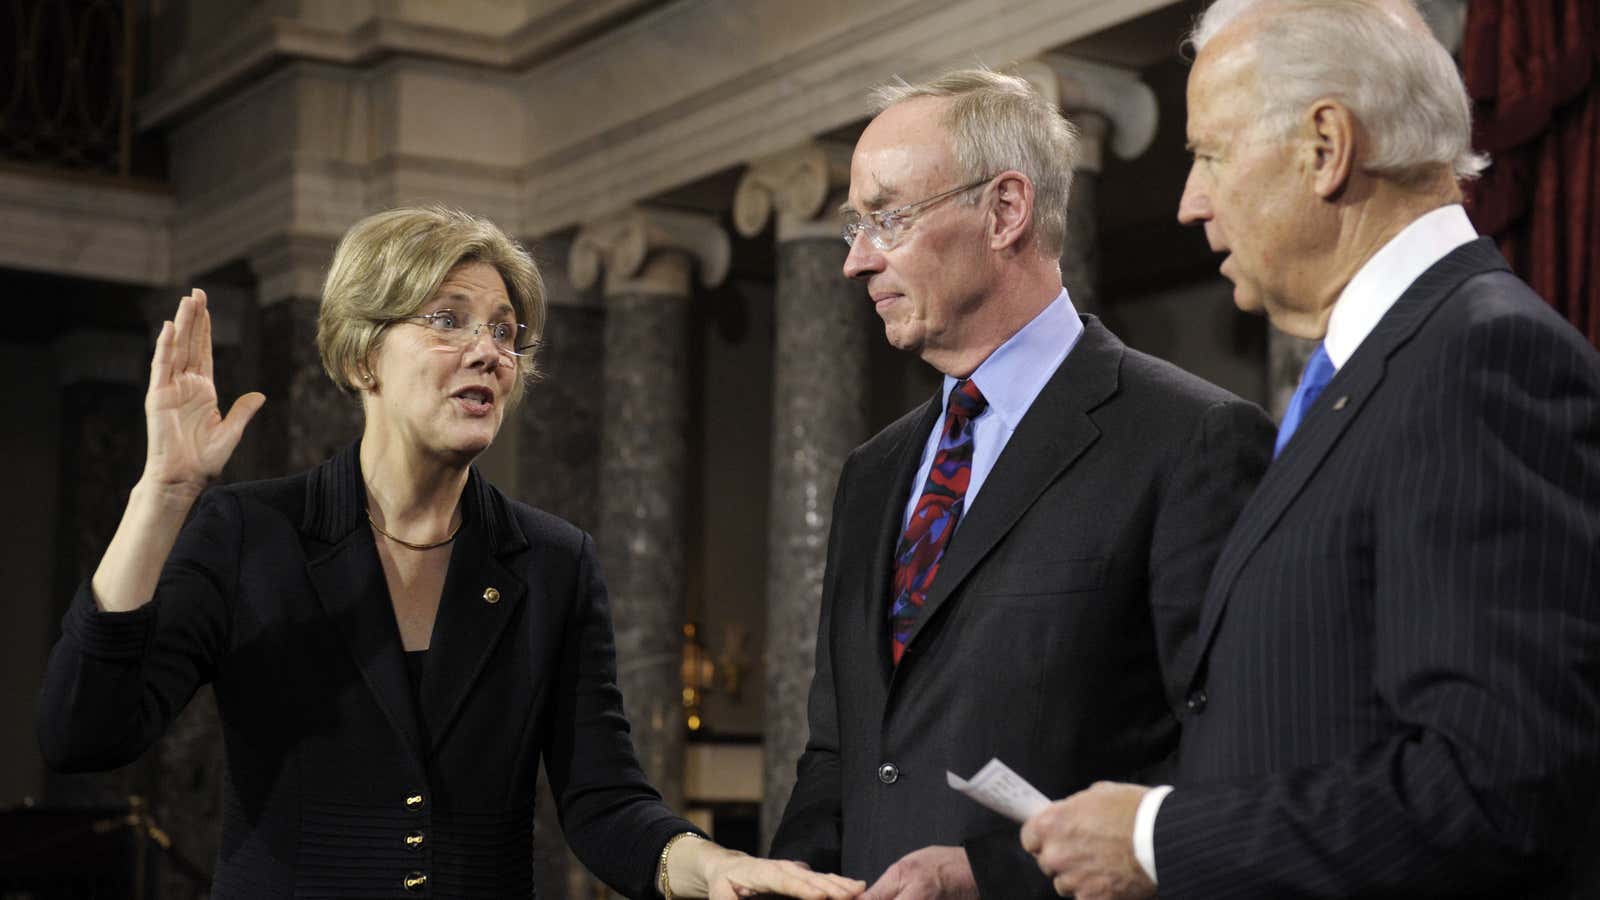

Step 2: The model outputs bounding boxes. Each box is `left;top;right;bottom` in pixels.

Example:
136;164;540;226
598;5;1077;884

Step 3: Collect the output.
988;171;1034;251
351;362;376;393
1306;99;1357;200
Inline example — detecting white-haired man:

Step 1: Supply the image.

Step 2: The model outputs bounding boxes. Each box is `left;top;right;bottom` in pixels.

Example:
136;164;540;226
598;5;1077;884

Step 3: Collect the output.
767;67;1275;900
1020;2;1600;898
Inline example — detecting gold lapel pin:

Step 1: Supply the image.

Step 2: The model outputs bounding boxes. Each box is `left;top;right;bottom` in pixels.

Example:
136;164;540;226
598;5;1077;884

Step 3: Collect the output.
483;587;501;604
1332;396;1349;411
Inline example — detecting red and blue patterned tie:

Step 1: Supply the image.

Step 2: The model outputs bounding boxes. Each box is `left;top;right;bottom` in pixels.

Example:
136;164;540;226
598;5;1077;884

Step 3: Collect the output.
889;379;988;664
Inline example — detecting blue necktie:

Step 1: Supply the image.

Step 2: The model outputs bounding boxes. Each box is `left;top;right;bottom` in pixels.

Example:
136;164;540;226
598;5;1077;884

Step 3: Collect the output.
1274;343;1335;458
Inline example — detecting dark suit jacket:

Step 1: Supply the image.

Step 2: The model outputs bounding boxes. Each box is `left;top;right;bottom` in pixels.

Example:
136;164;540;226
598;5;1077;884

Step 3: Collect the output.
769;318;1276;898
37;444;697;899
1154;239;1600;897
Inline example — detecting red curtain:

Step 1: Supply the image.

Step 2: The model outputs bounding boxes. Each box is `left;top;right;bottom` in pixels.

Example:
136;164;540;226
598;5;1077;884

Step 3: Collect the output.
1461;0;1600;347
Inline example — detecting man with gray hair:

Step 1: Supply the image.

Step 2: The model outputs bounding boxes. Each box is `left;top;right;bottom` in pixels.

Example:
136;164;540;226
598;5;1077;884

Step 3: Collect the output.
1020;2;1600;898
768;67;1274;899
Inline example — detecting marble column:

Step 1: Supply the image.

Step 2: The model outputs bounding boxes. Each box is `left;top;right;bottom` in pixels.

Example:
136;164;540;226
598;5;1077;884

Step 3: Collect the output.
516;238;606;531
47;330;150;808
513;238;607;900
733;142;873;848
46;322;227;893
1268;330;1321;421
1061;112;1107;316
569;208;730;813
250;236;362;477
1020;56;1160;318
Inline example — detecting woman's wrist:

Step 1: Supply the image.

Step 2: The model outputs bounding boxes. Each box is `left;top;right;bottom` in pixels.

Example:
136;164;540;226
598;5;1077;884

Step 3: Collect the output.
131;471;206;512
658;831;701;899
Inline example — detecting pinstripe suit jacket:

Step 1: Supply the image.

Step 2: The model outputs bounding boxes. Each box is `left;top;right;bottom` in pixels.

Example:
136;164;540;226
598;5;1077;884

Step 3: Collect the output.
1154;238;1600;897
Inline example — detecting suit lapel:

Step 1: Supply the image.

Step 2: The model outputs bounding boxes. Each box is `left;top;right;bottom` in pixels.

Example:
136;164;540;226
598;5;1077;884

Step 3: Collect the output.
307;527;426;760
1188;238;1511;687
418;475;529;754
300;444;532;761
895;318;1120;666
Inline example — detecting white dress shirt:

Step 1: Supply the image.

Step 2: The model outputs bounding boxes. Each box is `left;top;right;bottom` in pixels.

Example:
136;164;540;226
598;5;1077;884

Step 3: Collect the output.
1130;203;1478;884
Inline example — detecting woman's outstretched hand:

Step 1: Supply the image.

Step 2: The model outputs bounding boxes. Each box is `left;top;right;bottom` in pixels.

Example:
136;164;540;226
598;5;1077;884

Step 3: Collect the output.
704;853;865;900
143;289;265;495
667;835;864;900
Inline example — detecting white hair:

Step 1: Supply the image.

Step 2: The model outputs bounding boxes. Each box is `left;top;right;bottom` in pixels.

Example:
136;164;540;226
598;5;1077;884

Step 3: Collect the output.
1189;0;1488;181
872;67;1081;257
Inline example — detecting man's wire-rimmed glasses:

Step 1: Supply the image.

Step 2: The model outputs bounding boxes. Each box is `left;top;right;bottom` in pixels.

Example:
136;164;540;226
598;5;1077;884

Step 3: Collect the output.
386;309;536;357
841;175;996;251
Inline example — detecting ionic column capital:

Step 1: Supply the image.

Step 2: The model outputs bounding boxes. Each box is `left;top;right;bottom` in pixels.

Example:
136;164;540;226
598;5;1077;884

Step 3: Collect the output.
569;207;730;296
733;141;853;242
1016;55;1158;173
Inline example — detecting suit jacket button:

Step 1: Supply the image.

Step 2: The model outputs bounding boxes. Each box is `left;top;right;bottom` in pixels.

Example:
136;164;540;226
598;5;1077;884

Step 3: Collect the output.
404;871;428;891
483;586;501;604
405;830;426;850
1186;689;1208;714
878;763;899;784
404;792;426;811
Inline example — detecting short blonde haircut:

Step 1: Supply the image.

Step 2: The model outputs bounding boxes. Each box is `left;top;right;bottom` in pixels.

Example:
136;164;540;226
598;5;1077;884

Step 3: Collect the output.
873;67;1081;258
317;205;545;406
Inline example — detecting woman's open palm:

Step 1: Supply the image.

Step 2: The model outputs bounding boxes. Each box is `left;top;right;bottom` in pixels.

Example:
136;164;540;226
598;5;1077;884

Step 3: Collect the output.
144;289;265;490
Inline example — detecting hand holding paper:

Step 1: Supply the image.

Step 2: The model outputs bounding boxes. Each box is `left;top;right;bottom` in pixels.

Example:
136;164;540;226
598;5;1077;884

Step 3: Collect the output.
946;758;1050;823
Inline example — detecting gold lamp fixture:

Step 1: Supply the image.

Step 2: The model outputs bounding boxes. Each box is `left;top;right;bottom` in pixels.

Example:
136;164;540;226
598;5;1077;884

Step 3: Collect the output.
679;622;748;732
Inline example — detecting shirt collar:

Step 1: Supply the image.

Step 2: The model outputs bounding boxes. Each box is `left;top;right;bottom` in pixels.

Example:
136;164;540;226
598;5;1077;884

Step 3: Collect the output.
944;288;1083;431
1323;203;1477;369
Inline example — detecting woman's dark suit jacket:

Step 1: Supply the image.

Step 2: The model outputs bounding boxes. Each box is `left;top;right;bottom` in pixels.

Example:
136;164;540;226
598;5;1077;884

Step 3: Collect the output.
37;443;696;898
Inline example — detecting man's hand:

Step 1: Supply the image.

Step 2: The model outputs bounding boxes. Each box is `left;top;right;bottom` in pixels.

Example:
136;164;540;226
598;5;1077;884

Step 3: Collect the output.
859;845;978;900
1020;782;1155;900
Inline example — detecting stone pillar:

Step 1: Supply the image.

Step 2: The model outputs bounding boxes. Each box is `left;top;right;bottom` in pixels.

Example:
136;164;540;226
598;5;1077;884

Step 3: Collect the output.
1061;112;1107;316
250;235;362;477
1019;56;1160;318
517;237;606;530
1267;330;1321;421
733;142;873;849
569;208;730;813
47;330;150;808
511;237;607;900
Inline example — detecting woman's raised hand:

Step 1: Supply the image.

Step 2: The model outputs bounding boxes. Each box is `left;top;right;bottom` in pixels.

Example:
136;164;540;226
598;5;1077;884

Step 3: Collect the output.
90;290;267;612
143;290;265;494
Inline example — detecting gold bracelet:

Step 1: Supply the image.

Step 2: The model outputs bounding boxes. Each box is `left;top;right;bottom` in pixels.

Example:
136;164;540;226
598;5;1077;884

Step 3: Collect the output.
657;832;697;900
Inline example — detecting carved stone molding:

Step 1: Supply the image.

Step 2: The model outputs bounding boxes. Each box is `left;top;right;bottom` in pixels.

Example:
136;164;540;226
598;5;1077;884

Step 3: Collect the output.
733;141;853;242
247;234;339;307
0;169;174;287
568;207;730;296
515;0;1175;236
140;0;661;129
1016;55;1158;173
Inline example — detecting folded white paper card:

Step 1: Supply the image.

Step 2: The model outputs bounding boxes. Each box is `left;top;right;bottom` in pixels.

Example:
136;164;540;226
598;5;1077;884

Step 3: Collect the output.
947;758;1051;823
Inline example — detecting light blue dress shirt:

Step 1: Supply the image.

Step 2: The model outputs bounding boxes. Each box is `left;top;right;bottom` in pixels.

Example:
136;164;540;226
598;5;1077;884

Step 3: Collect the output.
899;288;1084;533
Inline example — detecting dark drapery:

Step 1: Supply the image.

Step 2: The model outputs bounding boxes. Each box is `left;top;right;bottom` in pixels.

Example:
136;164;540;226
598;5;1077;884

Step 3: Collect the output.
1461;0;1600;347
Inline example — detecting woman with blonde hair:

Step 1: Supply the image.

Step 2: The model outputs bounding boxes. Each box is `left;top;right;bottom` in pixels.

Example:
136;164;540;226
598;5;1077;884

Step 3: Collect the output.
38;205;864;900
